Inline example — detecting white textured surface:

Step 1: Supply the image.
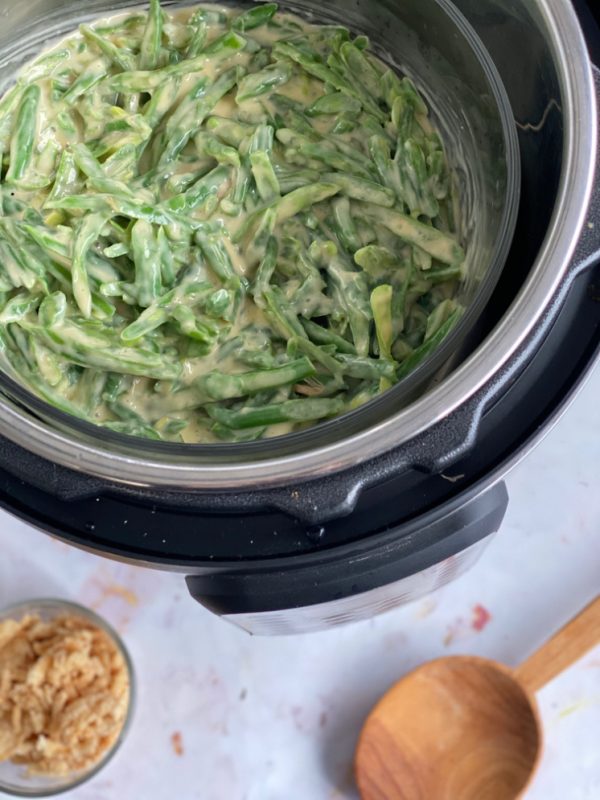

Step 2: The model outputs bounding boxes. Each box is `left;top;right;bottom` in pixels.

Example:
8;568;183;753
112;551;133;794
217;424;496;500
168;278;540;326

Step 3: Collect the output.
0;368;599;800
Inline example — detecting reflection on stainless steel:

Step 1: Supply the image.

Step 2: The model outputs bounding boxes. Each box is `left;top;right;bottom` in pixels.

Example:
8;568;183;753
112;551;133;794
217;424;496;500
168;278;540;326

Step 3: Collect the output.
0;0;594;492
515;99;562;133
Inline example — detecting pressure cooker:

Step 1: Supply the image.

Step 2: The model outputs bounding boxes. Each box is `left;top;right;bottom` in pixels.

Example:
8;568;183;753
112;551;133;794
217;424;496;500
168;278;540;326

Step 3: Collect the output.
0;0;598;634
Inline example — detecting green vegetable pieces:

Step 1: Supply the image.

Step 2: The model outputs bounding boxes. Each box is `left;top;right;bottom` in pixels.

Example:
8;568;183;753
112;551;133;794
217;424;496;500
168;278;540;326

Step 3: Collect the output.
0;1;465;443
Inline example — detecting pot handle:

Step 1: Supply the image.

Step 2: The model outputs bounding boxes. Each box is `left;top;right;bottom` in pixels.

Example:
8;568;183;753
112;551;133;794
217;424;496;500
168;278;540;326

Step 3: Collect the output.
185;482;508;633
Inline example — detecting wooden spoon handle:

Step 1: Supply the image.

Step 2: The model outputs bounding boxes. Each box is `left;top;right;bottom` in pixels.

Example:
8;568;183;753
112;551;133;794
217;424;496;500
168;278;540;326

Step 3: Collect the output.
515;595;600;694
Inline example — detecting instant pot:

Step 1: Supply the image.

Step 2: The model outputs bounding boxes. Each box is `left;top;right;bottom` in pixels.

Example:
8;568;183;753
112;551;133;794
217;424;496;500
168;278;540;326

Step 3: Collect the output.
0;0;598;634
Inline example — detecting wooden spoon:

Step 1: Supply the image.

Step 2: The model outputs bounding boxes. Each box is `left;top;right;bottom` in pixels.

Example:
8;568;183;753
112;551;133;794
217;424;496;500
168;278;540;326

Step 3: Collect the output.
355;596;600;800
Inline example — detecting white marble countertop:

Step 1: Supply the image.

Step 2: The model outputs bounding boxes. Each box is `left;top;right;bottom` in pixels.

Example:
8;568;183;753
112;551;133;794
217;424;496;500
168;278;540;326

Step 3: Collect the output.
1;368;599;800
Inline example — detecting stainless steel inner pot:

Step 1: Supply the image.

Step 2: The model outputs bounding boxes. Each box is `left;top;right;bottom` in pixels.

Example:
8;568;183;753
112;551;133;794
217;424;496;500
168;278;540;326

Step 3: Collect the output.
0;0;594;491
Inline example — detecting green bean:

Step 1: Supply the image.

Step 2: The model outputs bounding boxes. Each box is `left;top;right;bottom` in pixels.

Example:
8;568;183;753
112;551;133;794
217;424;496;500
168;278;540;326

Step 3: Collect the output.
263;286;306;340
395;139;439;218
274;166;320;194
287;337;344;380
203;31;247;57
221;165;251;216
208;396;344;429
157;226;176;286
371;284;394;360
94;14;146;35
425;264;465;284
171;305;221;345
425;298;458;341
143;77;180;128
158;67;242;169
72;143;138;199
272;40;386;122
331;197;361;253
105;68;171;94
253;236;278;307
336;354;396;381
245;206;276;265
72;212;109;317
275;183;340;223
0;238;45;292
397;308;462;379
197;357;315;401
0;293;41;324
195;230;240;289
206;116;254;147
301;319;357;355
250;152;281;203
237;62;292;102
24;50;71;83
103;144;139;181
63;59;108;104
121;281;214;342
131;220;163;307
0;328;88;419
307;92;362;116
270;93;318;137
277;127;374;179
47;193;191;227
198;134;240;168
166;164;231;213
80;25;136;72
46;150;77;204
211;422;267;442
56;110;78;142
248;125;280;204
355;204;464;265
232;3;278;32
30;338;65;387
6;84;40;184
354;244;399;280
322;173;395;207
140;0;163;70
26;318;181;380
18;227;116;318
187;19;208;58
105;420;163;440
43;299;96;341
338;42;383;101
190;8;227;26
20;223;118;282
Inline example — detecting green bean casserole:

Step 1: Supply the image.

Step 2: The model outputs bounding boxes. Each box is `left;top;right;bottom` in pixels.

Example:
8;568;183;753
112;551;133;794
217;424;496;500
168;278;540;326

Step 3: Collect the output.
0;2;465;443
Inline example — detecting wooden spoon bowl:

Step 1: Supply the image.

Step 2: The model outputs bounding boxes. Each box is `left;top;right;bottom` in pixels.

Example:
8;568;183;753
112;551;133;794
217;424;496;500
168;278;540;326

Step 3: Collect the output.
355;597;600;800
356;656;541;800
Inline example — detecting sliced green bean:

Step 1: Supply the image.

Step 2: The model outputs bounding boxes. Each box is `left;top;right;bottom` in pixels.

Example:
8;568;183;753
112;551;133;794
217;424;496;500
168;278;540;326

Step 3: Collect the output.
72;212;110;317
63;59;108;104
208;396;344;429
80;25;136;72
6;84;40;184
371;284;394;360
197;357;315;400
232;4;278;32
253;235;278;307
139;0;163;70
131;219;163;307
397;308;462;379
237;62;292;102
355;204;464;265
